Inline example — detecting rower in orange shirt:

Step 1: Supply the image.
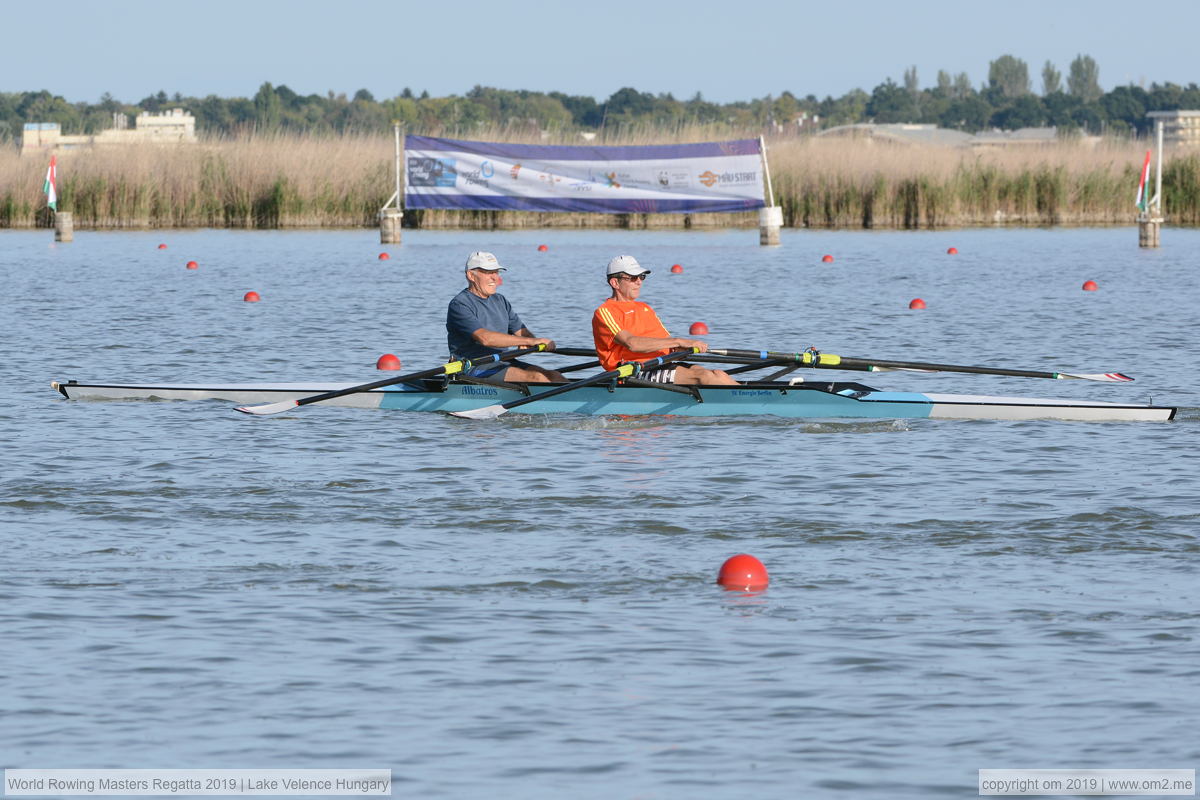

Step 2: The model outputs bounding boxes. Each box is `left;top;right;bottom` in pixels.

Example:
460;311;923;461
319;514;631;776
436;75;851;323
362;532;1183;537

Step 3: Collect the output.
591;255;737;386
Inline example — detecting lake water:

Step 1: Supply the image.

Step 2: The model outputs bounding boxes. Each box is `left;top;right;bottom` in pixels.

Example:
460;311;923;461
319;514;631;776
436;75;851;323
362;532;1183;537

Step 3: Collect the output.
2;226;1198;799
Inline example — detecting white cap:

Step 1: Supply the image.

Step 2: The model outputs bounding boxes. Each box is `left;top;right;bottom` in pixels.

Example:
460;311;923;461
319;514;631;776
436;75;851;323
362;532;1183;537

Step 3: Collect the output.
465;251;507;271
606;254;651;277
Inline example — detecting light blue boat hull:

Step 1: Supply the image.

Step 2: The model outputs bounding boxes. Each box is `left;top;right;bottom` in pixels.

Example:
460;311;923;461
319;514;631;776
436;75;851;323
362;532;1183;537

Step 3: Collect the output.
377;383;939;419
52;379;1176;422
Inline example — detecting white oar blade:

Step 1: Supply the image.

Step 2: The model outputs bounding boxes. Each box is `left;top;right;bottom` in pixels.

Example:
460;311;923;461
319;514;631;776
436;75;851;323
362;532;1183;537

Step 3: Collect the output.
1060;372;1134;383
449;404;508;420
235;399;301;416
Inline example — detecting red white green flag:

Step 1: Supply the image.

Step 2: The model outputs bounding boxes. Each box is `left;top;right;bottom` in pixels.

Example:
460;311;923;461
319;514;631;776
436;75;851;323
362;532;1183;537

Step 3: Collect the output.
43;155;57;211
1135;150;1152;212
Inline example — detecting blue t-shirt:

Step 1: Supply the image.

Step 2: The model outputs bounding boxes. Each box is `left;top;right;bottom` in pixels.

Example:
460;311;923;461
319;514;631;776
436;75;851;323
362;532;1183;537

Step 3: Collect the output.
446;288;526;360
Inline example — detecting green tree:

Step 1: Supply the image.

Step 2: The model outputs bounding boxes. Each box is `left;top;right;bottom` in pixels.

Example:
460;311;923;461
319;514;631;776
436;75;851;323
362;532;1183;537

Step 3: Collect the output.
253;82;282;131
904;65;919;97
1042;61;1062;95
991;95;1046;129
989;55;1030;98
1068;54;1102;103
953;72;973;99
940;95;992;131
866;79;918;122
935;70;953;97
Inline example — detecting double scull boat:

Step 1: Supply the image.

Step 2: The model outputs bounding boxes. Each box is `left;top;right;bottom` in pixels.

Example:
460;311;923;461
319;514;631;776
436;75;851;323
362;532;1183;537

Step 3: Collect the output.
51;376;1175;422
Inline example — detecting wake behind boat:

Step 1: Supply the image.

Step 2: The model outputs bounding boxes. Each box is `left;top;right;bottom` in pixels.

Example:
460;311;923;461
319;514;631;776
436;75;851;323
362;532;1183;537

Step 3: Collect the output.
51;374;1176;422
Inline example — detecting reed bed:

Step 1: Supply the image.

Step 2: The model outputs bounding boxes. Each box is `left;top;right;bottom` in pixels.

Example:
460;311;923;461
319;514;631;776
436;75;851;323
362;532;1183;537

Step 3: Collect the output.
2;132;1196;229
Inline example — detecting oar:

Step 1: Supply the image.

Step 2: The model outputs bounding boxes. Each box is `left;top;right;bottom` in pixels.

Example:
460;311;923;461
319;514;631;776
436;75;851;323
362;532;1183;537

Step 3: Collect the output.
235;344;549;416
450;348;700;420
709;348;1133;383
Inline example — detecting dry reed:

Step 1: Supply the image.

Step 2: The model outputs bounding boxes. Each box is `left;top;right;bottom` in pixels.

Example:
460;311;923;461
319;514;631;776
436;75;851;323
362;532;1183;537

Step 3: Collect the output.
1;131;1195;230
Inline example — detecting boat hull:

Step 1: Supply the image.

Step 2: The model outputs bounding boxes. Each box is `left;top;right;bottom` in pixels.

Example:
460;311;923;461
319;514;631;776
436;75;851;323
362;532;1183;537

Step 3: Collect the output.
51;380;1177;422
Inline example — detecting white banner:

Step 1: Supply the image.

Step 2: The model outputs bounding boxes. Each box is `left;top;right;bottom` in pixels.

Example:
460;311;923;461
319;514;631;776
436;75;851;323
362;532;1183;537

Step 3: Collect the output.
405;136;766;214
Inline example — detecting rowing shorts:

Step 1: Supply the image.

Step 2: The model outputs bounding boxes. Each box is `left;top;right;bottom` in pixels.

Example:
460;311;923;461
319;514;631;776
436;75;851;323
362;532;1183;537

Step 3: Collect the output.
463;359;538;379
637;362;692;384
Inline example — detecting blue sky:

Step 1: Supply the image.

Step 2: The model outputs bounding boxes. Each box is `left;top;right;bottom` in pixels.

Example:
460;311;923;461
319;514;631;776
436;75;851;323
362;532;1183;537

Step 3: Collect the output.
7;0;1200;104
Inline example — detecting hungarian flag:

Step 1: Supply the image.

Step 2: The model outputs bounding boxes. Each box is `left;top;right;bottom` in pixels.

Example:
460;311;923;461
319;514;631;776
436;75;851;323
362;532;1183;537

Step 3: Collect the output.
43;155;57;211
1135;150;1152;212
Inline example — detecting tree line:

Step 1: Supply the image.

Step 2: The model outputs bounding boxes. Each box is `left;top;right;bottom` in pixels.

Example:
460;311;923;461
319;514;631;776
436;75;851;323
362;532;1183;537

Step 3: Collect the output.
3;54;1198;143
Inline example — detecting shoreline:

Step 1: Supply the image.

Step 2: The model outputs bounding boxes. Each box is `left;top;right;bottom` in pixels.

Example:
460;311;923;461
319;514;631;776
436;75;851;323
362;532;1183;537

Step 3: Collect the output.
4;134;1195;230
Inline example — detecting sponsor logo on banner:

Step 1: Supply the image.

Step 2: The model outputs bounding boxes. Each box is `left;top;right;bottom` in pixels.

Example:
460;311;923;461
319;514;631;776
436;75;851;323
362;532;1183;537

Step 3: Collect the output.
602;172;621;188
510;163;522;180
480;161;495;179
698;169;758;188
408;157;457;187
463;167;491;188
658;170;692;189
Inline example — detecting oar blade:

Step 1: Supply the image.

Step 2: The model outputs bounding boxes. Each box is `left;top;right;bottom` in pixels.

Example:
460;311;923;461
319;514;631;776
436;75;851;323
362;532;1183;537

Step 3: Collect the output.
1060;372;1134;383
235;398;301;416
449;404;508;420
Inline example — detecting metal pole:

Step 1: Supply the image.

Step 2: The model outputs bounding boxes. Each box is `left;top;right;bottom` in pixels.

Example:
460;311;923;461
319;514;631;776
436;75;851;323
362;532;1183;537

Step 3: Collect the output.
759;135;776;207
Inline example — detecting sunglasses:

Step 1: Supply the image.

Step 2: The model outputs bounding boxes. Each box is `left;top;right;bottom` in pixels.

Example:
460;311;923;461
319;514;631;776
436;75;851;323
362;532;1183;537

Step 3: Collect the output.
617;273;647;282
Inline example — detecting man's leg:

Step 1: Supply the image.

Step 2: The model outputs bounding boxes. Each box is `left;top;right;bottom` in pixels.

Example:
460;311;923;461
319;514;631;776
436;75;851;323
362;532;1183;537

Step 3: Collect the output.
672;365;738;386
502;364;565;383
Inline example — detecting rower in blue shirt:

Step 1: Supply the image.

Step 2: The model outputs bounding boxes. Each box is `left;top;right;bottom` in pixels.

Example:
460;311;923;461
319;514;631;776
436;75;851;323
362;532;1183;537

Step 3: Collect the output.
446;251;565;382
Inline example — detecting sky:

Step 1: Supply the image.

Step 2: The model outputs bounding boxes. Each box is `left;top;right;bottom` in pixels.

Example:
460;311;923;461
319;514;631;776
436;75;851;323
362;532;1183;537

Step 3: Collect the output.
6;0;1200;105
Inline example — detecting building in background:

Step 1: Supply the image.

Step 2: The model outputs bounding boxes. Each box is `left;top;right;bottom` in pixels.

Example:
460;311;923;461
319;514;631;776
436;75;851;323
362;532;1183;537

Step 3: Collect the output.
1145;110;1200;147
20;109;197;155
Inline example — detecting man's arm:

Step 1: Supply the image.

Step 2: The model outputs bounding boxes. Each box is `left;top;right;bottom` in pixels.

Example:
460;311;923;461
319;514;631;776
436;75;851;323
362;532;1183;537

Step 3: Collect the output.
614;329;707;354
472;327;555;350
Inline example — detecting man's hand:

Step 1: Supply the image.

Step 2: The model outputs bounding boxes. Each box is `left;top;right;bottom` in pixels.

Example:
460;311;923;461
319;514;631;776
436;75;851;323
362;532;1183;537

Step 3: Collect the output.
674;338;708;353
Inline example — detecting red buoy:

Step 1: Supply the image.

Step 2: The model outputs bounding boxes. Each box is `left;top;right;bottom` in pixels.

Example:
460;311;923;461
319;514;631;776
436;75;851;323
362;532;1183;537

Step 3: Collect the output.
821;254;834;263
186;260;198;270
1082;280;1098;291
689;321;709;335
670;263;683;273
537;244;549;252
378;252;390;261
157;243;168;250
376;354;402;370
947;247;958;255
717;554;769;591
909;298;926;310
243;291;261;302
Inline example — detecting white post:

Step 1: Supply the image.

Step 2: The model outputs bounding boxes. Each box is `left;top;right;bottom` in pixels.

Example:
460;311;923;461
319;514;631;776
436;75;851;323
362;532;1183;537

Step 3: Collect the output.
380;122;403;244
757;135;783;246
1154;118;1163;215
394;122;402;211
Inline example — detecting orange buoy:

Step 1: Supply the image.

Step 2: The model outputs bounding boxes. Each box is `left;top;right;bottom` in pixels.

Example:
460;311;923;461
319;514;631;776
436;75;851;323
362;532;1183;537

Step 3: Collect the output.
186;260;198;270
947;247;958;255
243;291;261;302
376;354;402;370
378;252;390;261
537;244;549;252
157;243;168;250
909;298;926;310
689;321;709;335
670;263;683;273
821;254;834;263
717;554;769;591
1082;280;1098;291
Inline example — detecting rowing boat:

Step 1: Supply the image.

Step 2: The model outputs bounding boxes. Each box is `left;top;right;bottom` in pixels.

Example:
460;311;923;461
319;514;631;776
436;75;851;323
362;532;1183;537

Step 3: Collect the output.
50;377;1176;422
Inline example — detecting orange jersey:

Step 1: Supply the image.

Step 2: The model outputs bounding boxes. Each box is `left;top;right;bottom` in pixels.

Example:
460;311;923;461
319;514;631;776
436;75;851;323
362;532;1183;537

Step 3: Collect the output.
592;298;673;371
